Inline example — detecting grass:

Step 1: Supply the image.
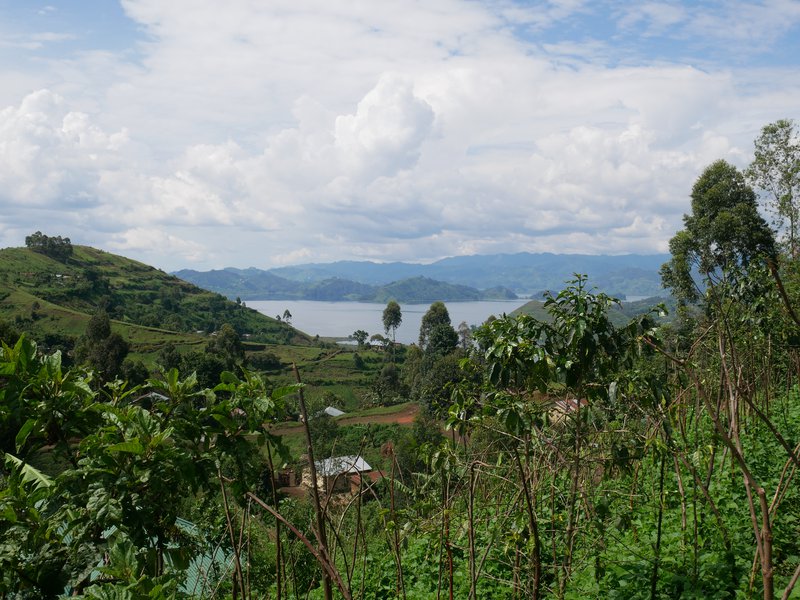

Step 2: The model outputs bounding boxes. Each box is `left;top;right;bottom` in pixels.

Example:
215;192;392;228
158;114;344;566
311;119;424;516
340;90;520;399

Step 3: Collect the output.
0;244;313;354
342;401;414;418
262;344;388;409
1;244;400;438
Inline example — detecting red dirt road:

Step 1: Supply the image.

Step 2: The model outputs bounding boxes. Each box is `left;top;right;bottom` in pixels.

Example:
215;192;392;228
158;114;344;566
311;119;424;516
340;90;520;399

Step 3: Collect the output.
336;403;419;426
268;403;419;436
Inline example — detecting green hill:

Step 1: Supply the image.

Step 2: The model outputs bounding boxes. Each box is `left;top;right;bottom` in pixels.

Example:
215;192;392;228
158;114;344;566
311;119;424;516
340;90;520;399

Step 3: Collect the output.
511;295;676;327
0;244;312;352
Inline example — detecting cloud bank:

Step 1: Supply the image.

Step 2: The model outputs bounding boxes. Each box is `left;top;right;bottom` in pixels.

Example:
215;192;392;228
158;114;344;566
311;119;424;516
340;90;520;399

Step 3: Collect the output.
0;0;798;270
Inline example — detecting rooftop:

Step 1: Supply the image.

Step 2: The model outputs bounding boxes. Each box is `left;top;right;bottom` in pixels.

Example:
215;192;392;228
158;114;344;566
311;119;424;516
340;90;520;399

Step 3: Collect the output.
314;455;371;477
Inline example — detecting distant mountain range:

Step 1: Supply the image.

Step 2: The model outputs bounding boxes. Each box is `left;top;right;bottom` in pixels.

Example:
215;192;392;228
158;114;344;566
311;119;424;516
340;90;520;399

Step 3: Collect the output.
175;252;670;302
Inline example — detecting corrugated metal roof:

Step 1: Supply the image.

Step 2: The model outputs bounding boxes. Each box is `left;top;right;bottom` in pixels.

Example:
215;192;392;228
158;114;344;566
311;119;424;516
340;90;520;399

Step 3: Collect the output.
314;455;371;477
175;517;233;596
323;406;345;417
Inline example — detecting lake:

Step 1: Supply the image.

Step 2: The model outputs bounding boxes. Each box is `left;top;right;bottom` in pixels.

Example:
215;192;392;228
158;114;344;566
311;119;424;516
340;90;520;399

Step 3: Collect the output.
247;299;529;344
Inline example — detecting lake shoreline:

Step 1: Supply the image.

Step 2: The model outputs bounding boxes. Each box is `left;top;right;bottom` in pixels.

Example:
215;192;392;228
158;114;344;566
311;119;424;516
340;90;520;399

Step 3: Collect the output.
248;299;529;344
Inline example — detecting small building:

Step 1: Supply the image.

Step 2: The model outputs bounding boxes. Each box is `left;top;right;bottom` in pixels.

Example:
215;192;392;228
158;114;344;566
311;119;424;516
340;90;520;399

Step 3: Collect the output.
550;397;589;424
307;406;345;421
302;455;372;494
276;468;297;488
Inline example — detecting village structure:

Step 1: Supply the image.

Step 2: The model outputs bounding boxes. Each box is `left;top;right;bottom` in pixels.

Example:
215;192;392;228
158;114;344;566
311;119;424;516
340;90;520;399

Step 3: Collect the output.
296;454;380;496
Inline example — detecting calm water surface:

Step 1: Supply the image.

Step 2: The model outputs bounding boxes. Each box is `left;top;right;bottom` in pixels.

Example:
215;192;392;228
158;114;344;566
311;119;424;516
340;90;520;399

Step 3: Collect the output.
248;300;529;344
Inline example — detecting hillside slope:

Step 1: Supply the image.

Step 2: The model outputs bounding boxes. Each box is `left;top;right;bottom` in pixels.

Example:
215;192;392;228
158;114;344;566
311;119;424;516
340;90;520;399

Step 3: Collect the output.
0;245;311;349
511;295;678;327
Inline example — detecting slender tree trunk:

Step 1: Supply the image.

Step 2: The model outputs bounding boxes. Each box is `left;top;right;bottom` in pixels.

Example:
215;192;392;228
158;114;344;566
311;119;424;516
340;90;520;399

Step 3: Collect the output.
468;460;477;600
513;446;541;599
293;363;333;600
265;442;283;600
218;468;246;598
650;451;666;600
561;400;584;598
389;453;406;598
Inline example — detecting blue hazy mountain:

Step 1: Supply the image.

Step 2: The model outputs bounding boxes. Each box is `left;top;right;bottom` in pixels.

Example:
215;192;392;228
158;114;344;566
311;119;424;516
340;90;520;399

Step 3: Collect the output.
268;252;669;296
175;252;669;301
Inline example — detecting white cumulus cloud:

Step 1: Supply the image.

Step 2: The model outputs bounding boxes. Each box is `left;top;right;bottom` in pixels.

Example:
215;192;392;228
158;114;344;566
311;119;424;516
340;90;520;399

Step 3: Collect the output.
0;1;798;270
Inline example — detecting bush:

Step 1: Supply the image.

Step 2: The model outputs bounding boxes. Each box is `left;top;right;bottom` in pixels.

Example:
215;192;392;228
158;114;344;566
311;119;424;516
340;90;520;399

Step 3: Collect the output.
248;351;282;371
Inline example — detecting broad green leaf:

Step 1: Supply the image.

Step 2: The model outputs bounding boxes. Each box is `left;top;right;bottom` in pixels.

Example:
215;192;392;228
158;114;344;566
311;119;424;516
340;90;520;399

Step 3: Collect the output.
106;440;145;455
4;453;54;490
15;418;36;453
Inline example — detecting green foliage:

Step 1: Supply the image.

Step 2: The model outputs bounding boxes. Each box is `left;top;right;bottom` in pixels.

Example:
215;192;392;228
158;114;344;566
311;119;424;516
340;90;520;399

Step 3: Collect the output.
351;329;369;348
247;350;282;372
418;301;450;347
661;160;776;304
477;274;638;400
73;309;130;383
205;323;244;370
25;231;73;262
307;413;339;457
0;244;312;349
382;300;402;341
0;318;20;346
425;322;458;359
0;338;294;598
746;118;800;253
362;362;407;408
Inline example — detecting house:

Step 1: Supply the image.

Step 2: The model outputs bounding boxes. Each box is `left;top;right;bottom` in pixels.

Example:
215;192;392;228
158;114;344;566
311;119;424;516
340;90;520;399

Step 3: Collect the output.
550;397;589;423
302;455;373;495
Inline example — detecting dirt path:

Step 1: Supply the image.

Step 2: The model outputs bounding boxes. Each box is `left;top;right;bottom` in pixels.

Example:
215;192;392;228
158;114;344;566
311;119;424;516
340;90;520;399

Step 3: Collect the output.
336;403;419;426
268;403;419;436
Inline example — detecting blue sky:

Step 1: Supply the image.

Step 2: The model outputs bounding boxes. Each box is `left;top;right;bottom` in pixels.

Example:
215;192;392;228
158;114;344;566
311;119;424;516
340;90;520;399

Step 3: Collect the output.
1;0;799;270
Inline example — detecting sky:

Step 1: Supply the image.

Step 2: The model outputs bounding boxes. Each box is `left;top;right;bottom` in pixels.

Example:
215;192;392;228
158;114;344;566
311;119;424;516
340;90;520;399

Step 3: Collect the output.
0;0;799;271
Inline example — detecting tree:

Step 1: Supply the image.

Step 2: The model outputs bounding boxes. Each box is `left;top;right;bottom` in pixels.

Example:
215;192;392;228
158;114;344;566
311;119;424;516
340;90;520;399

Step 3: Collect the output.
308;413;339;457
157;342;182;373
206;323;244;370
0;319;20;346
746;119;800;255
425;323;458;359
660;160;776;304
370;333;387;348
351;329;369;348
457;320;472;350
383;300;402;363
73;309;129;383
247;350;282;372
416;352;463;415
419;301;451;348
382;300;402;343
120;359;150;386
181;350;226;389
282;309;292;325
24;231;73;262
